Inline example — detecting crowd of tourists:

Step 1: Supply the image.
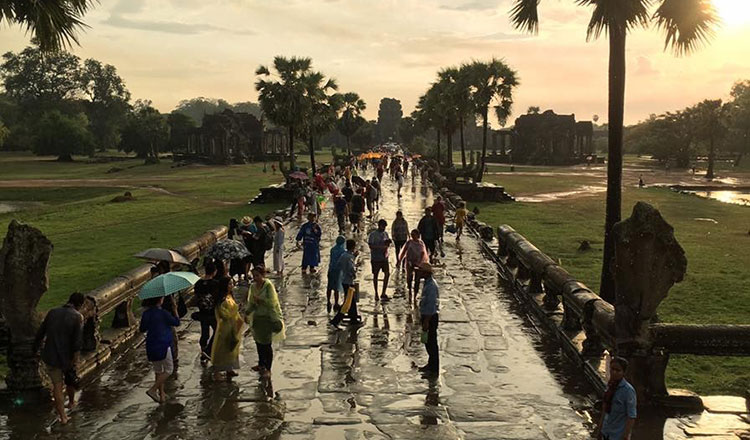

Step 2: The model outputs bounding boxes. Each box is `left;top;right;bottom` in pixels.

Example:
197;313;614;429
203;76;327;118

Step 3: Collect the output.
33;151;637;439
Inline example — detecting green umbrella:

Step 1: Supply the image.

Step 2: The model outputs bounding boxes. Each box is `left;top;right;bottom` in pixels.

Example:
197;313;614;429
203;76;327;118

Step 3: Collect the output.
138;271;200;300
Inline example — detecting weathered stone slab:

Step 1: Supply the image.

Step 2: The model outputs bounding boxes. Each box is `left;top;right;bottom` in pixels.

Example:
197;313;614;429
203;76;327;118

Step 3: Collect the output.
703;396;750;415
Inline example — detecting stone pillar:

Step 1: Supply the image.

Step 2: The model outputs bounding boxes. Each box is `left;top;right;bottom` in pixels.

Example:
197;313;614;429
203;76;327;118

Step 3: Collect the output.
0;220;53;390
611;202;687;402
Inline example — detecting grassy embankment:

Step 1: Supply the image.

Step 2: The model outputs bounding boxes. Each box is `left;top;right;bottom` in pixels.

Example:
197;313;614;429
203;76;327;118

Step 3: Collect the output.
470;160;750;396
0;151;334;379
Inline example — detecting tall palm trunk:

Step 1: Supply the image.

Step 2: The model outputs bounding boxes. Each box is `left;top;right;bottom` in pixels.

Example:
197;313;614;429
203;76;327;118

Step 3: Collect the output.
460;116;467;168
288;125;296;169
706;137;715;179
447;130;453;166
599;27;626;304
309;133;317;174
436;129;441;166
476;108;489;182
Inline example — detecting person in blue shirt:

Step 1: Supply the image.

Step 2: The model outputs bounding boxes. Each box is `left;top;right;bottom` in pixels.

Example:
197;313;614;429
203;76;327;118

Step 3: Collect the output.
296;212;323;274
417;262;439;375
326;235;347;312
329;239;360;328
596;357;637;440
139;296;180;403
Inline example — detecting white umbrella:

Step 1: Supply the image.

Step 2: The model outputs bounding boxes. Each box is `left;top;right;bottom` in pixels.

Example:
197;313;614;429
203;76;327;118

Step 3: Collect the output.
134;248;191;265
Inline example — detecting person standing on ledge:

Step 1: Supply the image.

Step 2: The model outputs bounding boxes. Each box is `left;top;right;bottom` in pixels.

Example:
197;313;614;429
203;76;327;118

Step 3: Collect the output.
417;262;439;376
368;219;392;301
296;212;322;274
595;357;637;440
34;292;85;424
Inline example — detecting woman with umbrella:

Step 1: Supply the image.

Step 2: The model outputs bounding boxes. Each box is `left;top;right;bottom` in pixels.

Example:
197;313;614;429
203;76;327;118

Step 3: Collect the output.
244;266;285;378
211;277;243;381
296;212;322;274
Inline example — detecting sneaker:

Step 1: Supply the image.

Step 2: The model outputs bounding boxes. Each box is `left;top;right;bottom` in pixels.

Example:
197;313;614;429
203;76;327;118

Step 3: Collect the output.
380;294;390;301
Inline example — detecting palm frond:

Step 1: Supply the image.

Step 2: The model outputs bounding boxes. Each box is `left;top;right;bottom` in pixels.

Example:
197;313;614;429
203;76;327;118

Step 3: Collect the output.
509;0;540;33
579;0;650;41
653;0;718;56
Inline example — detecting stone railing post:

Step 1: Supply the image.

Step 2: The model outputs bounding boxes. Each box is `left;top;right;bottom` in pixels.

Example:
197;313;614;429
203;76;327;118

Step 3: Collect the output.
612;202;687;403
0;220;53;390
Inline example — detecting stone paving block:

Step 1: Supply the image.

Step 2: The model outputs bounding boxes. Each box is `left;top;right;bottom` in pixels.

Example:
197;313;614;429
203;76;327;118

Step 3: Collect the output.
376;423;462;440
476;321;505;336
703;396;750;415
484;335;509;351
455;422;552;440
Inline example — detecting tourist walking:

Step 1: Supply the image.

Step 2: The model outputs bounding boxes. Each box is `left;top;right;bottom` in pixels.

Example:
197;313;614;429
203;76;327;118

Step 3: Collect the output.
33;292;85;424
365;181;378;217
368;219;392;301
272;218;285;276
417;262;439;375
333;193;348;234
247;216;272;270
432;196;446;257
244;266;285;377
396;169;404;198
296;212;322;274
418;207;439;263
454;201;468;240
371;176;381;209
211;277;243;381
595;357;637;440
326;235;347;312
194;260;218;361
391;211;409;271
139;295;180;403
330;239;360;328
350;188;366;233
399;229;429;299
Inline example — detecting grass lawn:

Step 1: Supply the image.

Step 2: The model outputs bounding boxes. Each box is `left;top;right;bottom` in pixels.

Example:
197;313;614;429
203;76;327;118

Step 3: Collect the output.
471;168;750;395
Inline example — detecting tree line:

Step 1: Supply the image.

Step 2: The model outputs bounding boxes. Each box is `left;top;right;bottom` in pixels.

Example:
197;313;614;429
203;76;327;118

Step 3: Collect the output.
626;80;750;177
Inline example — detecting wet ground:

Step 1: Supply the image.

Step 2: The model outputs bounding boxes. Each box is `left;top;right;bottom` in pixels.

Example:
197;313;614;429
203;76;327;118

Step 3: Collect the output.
9;169;741;439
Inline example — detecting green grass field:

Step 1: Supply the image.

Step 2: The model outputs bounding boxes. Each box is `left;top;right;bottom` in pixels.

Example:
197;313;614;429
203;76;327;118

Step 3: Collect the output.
470;162;750;396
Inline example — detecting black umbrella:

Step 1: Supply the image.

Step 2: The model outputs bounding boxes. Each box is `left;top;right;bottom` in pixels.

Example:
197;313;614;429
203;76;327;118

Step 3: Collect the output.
352;175;366;187
207;240;250;260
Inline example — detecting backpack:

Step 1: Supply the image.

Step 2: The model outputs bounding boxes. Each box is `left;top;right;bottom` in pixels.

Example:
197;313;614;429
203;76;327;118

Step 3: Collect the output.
262;226;274;250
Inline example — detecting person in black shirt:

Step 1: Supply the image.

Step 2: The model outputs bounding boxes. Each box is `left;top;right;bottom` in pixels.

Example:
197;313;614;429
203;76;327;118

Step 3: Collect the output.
194;260;218;361
350;189;366;233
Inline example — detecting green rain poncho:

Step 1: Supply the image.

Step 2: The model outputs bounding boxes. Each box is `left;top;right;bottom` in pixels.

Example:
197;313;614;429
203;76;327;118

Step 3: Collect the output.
244;279;286;344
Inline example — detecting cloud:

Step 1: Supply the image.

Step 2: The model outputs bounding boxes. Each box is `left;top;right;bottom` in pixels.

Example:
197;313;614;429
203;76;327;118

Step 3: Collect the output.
439;0;503;11
635;56;658;76
103;4;256;36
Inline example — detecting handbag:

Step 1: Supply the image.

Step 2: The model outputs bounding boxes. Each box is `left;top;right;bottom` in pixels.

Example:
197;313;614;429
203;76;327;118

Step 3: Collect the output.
177;293;188;318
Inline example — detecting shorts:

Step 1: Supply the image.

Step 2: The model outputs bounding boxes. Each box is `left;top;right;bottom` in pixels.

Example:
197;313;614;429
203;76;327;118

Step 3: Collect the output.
371;260;390;274
152;347;174;375
45;363;64;385
327;271;341;291
350;213;361;223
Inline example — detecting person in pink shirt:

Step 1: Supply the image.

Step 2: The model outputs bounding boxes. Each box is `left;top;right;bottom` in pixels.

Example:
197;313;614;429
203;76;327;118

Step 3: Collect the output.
398;229;429;303
431;196;446;257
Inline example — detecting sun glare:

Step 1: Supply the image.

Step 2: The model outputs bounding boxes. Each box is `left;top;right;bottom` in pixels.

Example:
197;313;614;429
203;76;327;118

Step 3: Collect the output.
713;0;750;27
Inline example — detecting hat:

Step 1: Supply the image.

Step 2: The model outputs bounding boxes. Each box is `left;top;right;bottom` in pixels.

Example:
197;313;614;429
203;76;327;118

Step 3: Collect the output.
241;216;252;225
417;262;433;274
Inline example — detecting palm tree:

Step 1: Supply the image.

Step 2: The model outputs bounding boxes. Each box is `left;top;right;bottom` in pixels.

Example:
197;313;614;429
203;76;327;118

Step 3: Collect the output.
0;0;96;51
301;72;340;174
436;67;471;168
510;0;718;302
256;56;313;170
466;59;518;182
511;0;718;302
336;92;367;154
414;87;443;165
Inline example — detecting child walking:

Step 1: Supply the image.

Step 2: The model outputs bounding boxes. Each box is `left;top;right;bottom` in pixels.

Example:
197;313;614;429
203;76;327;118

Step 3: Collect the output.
139;296;180;403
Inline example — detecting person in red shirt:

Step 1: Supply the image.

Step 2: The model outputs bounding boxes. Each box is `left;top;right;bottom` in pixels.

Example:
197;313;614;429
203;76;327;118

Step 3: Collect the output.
432;196;446;257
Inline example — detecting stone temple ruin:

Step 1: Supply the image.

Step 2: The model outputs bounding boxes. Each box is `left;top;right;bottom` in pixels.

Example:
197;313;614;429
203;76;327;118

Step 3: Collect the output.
173;109;289;164
492;110;594;165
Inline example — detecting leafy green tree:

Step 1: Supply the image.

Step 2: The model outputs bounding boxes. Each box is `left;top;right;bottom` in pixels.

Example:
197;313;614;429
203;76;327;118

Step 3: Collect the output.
336;92;367;154
691;99;727;179
0;46;81;111
413;90;442;164
527;106;540;114
256;56;313;169
33;110;93;160
0;118;9;148
80;59;131;151
0;1;96;51
172;98;262;126
352;120;376;150
301;71;340;173
727;80;750;166
626;111;695;167
376;98;403;143
510;0;719;302
399;116;420;146
167;112;196;151
120;100;168;163
465;58;518;181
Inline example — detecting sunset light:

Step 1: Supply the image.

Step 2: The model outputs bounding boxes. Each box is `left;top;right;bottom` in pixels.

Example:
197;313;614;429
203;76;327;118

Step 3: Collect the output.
714;0;750;27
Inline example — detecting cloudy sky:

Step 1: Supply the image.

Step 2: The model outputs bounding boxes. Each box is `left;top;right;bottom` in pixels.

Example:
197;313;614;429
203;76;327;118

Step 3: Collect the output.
2;0;749;126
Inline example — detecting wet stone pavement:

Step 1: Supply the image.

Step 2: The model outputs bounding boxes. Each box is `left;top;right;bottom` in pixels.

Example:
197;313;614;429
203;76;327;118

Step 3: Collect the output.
1;171;599;439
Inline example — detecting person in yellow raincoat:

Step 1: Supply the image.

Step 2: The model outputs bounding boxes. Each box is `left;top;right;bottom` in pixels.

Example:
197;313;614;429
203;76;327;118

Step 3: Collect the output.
211;277;243;381
244;266;285;378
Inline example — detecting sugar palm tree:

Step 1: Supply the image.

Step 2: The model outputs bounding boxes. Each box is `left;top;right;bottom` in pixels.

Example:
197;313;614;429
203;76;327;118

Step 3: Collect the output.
436;67;469;168
466;59;518;182
415;86;443;165
256;56;313;170
0;0;96;51
510;0;718;302
301;72;340;174
336;92;367;154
